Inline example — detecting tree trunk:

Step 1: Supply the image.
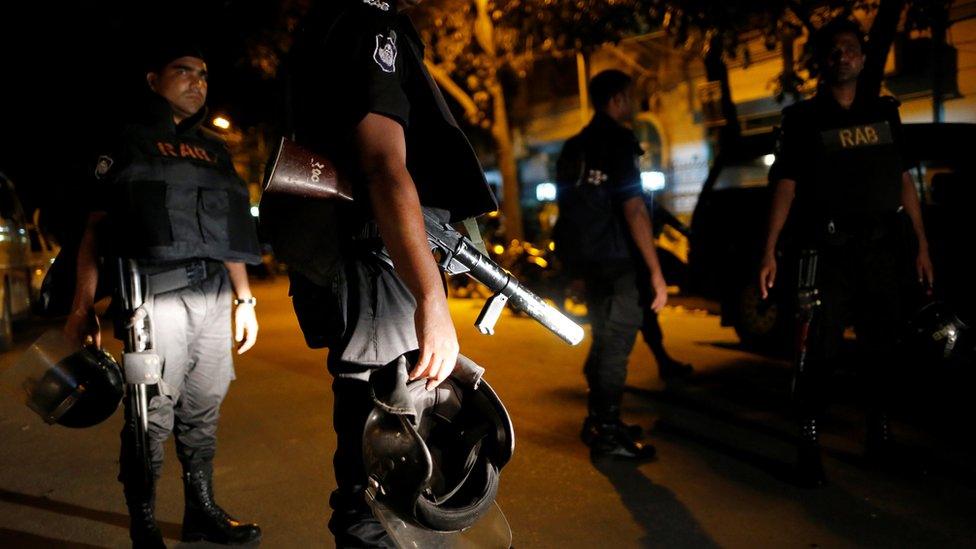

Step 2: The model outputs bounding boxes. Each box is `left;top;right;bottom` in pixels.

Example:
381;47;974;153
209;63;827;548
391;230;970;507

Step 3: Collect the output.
703;34;741;153
489;81;524;241
860;0;906;98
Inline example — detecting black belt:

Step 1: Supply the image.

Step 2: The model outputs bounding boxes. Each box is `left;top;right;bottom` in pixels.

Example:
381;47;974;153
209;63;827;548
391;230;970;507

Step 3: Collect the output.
140;260;224;296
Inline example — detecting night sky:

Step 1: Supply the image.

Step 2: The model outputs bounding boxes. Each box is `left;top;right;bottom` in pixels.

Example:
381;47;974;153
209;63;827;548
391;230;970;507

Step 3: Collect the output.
0;1;288;238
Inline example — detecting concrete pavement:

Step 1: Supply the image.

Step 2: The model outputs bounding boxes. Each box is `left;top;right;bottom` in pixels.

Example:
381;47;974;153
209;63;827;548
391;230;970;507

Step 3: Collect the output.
1;277;974;548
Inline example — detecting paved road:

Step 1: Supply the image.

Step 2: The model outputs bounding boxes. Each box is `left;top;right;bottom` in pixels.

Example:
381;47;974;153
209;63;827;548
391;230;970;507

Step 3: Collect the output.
1;277;974;548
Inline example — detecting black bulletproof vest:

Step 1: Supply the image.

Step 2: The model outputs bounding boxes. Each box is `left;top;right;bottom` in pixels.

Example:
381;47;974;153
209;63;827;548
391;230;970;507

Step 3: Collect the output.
103;108;261;265
792;94;905;229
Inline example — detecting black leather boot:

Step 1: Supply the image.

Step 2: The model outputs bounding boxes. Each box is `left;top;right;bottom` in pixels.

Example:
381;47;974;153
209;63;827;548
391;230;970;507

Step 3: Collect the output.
865;413;926;475
181;464;261;545
124;481;166;549
582;417;656;460
658;357;694;381
865;412;893;460
581;415;644;444
796;418;827;488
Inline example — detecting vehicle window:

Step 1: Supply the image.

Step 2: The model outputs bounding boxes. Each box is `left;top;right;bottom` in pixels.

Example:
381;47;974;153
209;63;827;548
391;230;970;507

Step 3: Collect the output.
903;157;971;205
713;155;773;190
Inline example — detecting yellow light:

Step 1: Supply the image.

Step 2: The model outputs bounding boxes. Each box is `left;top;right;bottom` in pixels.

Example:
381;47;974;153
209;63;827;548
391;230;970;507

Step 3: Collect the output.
492;244;505;255
212;116;231;130
35;269;43;276
548;241;555;251
530;257;549;268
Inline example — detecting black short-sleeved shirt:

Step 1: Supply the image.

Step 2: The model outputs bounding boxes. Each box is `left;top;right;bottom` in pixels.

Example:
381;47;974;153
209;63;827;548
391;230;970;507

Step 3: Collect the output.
770;92;909;230
288;0;497;223
554;111;644;269
557;112;644;203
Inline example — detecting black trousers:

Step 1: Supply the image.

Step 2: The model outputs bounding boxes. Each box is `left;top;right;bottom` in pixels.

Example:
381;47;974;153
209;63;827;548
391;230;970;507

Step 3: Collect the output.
582;263;643;422
327;375;396;548
796;228;906;418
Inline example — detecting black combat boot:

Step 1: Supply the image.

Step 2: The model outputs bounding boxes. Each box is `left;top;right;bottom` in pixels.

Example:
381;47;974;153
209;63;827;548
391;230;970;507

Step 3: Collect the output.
581;415;644;444
865;412;892;460
582;416;656;460
796;417;827;488
181;463;261;545
865;412;926;475
657;356;694;381
123;481;166;549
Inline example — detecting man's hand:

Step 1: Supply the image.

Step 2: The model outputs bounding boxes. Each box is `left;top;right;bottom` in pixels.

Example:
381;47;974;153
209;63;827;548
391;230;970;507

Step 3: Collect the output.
409;295;459;390
234;303;258;354
64;307;100;348
650;271;668;312
917;247;935;294
759;252;777;299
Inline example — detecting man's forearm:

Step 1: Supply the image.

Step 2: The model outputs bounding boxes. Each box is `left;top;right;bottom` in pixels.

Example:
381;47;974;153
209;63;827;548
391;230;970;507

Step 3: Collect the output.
764;179;796;255
71;213;104;313
900;172;928;250
622;197;663;276
224;262;253;299
366;164;444;305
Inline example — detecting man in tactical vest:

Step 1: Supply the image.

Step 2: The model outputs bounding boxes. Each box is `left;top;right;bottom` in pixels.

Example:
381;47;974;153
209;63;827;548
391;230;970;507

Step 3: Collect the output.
760;19;934;487
555;70;668;460
64;43;263;546
261;0;498;545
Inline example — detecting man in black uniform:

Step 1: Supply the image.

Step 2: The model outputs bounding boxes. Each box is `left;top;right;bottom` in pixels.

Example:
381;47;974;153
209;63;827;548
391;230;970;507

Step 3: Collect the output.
760;19;934;487
65;45;263;546
555;70;667;460
262;0;497;545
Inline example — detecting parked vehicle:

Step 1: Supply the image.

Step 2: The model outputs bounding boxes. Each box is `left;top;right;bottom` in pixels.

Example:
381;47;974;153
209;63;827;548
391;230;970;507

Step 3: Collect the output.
0;173;59;350
686;123;976;350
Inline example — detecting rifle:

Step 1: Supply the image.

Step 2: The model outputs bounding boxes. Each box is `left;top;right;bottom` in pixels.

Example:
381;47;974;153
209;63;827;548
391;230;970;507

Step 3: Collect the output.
116;258;162;491
264;138;584;346
792;249;820;398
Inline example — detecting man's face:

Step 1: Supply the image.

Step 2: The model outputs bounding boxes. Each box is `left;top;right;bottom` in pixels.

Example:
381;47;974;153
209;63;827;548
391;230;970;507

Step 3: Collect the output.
609;88;635;123
823;32;865;84
399;0;423;11
147;56;208;121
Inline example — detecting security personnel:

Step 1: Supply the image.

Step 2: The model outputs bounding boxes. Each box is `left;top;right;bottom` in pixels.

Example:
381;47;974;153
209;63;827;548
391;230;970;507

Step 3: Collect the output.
262;0;497;545
555;70;667;460
64;44;263;546
760;19;934;487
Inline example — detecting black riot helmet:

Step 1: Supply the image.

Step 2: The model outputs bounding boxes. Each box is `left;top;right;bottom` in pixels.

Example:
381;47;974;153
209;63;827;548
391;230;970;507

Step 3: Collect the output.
906;301;973;370
363;355;514;532
8;330;124;428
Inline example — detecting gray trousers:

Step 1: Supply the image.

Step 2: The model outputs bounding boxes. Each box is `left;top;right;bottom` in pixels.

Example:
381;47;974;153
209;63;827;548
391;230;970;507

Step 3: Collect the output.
119;270;235;482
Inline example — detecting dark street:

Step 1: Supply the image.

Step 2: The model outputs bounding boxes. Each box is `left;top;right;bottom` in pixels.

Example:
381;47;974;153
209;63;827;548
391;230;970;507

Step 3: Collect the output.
2;278;974;548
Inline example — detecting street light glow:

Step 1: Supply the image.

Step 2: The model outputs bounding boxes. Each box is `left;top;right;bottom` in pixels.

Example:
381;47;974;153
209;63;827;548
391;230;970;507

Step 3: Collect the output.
213;116;231;130
536;182;557;202
641;171;666;192
250;206;260;217
763;154;776;166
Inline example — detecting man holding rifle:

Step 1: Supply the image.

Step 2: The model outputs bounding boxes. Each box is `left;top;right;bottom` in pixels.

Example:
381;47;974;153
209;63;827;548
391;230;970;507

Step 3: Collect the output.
64;43;262;547
264;0;498;545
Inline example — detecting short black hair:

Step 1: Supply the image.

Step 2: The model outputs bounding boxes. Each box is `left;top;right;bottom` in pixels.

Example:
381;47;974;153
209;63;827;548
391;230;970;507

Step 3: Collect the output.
589;69;632;110
814;18;866;62
145;40;207;75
